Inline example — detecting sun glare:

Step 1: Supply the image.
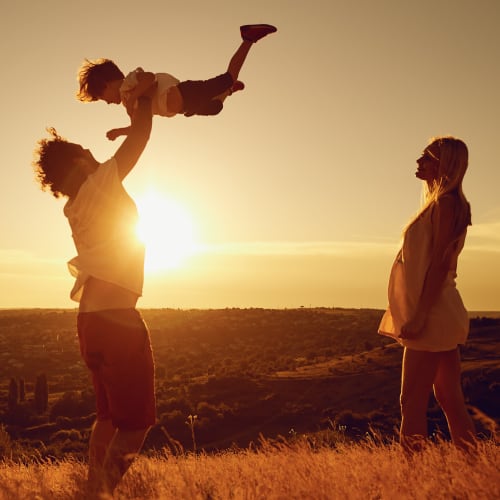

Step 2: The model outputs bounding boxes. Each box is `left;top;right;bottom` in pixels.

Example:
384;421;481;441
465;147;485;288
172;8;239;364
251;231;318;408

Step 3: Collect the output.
135;190;197;272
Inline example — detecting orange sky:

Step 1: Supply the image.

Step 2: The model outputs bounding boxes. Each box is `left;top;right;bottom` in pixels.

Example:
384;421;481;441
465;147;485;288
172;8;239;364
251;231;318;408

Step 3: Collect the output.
1;0;500;310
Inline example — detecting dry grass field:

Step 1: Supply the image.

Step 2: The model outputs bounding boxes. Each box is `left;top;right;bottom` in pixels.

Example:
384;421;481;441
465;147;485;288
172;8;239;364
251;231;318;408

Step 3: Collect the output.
0;437;498;500
1;308;498;498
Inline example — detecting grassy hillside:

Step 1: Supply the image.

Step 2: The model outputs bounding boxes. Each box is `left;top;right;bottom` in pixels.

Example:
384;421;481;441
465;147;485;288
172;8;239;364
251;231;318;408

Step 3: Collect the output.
0;437;498;499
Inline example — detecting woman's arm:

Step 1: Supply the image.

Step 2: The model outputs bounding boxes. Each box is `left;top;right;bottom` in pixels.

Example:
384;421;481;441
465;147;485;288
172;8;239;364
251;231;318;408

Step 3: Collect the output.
113;81;156;180
400;196;457;338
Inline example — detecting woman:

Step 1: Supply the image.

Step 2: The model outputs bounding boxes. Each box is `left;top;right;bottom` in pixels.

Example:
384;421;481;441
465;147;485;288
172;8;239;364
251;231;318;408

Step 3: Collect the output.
33;84;156;497
378;136;476;451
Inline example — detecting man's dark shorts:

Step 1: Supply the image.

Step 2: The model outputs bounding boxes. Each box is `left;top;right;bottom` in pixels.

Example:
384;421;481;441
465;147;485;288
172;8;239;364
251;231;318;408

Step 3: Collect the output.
178;72;233;116
77;308;156;430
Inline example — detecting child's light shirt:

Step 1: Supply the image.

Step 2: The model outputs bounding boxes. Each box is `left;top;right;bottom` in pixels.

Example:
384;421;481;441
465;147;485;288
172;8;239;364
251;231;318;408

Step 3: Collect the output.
63;158;145;302
121;67;180;117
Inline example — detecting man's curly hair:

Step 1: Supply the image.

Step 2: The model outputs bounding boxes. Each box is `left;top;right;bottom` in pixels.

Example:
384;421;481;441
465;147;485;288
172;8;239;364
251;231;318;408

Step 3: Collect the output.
77;58;125;102
33;128;87;198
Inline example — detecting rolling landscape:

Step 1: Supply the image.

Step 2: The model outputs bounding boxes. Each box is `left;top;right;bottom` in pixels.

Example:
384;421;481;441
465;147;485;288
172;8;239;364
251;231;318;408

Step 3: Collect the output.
0;307;498;458
0;307;499;498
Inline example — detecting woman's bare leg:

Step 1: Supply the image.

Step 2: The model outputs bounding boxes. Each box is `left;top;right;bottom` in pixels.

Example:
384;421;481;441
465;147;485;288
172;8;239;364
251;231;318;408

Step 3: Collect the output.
433;348;476;450
400;348;440;451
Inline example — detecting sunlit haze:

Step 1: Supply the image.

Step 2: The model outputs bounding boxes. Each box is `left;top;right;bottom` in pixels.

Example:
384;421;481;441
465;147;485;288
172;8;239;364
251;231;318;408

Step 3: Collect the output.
135;190;197;272
1;0;500;310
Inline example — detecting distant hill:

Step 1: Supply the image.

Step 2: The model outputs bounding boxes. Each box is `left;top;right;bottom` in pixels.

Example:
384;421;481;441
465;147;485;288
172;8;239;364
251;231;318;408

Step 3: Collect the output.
469;310;500;318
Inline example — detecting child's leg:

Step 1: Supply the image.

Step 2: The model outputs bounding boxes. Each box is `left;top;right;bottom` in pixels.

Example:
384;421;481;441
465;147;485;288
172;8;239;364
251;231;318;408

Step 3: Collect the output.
212;81;245;106
227;24;277;82
226;40;252;82
178;25;276;117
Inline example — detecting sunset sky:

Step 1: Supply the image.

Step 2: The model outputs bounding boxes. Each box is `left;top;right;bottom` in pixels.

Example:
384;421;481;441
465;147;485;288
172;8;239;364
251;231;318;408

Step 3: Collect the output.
1;0;499;310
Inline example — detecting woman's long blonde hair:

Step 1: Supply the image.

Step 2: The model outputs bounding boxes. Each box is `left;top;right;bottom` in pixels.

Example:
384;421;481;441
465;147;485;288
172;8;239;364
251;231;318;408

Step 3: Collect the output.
404;136;471;255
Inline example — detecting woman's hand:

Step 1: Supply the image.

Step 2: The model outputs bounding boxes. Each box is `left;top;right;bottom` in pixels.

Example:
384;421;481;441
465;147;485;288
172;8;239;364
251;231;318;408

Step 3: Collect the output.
400;311;427;339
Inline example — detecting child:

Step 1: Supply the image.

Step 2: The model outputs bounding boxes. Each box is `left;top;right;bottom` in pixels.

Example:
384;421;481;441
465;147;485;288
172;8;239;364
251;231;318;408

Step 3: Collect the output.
77;24;277;140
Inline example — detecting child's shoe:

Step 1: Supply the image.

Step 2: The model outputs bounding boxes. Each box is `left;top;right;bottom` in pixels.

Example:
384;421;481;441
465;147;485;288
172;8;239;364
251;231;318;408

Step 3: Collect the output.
240;24;277;43
230;81;245;94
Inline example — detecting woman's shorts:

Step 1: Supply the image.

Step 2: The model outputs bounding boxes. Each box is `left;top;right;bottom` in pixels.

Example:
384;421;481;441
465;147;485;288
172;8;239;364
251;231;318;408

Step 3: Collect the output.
77;308;156;430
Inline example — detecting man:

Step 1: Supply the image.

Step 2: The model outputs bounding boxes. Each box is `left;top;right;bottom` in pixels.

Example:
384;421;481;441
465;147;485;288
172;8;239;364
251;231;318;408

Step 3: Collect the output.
33;81;157;497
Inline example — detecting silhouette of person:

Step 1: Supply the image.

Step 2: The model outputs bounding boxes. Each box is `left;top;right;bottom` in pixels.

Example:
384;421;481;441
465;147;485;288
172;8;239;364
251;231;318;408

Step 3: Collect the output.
33;82;157;496
378;137;476;452
76;24;277;140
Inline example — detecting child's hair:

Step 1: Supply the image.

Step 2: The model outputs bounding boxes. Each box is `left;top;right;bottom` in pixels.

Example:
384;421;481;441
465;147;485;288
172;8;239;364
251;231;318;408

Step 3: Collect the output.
33;128;88;198
77;58;125;102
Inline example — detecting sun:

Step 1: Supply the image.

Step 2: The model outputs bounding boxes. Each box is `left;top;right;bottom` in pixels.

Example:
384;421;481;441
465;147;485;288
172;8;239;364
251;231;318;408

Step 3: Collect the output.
135;190;197;272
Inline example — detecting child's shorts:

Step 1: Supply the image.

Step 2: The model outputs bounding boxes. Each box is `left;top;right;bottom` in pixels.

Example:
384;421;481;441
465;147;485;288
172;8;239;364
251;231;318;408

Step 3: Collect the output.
178;72;233;116
77;308;156;430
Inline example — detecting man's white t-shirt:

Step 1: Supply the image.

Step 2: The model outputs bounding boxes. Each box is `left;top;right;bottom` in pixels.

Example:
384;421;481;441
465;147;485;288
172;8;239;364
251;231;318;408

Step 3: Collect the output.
64;158;145;302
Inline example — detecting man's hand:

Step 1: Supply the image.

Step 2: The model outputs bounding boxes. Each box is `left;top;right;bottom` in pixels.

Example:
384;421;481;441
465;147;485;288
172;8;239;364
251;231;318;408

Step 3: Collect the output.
126;73;157;116
138;79;157;99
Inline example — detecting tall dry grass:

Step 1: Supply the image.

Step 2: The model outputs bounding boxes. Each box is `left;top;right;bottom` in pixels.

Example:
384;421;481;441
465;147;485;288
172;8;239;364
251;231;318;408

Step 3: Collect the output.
0;438;498;499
